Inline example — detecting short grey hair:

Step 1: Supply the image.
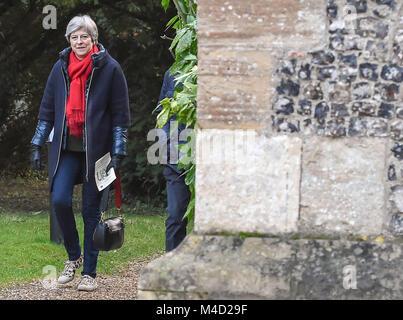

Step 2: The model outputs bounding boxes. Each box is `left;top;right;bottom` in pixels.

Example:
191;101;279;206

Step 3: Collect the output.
65;15;98;45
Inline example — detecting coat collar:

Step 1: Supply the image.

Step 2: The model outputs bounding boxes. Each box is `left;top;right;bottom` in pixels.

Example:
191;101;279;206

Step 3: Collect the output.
59;43;108;71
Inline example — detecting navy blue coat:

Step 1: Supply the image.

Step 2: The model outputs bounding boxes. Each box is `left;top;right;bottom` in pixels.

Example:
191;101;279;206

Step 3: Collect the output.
36;44;130;191
157;68;187;174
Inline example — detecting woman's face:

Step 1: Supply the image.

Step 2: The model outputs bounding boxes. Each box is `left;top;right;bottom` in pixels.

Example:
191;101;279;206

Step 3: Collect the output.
69;28;93;60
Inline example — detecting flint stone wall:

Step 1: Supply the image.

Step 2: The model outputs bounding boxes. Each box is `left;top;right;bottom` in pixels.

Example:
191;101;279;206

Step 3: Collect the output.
196;0;403;238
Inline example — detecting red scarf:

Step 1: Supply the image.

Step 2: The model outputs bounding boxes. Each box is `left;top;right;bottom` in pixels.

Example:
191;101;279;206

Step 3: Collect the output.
66;45;99;138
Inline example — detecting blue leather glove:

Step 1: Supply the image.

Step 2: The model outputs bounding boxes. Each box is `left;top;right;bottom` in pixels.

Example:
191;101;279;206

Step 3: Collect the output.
107;126;128;175
31;120;53;147
31;144;42;171
106;154;124;174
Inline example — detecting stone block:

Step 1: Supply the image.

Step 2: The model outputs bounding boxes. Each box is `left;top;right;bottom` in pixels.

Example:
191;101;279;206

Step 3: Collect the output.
138;235;403;300
378;103;394;119
359;63;379;81
391;143;403;160
352;82;372;100
381;65;403;83
303;82;324;100
367;118;389;137
198;0;328;49
299;137;387;236
351;100;377;117
357;17;389;39
374;83;399;102
197;49;271;129
390;214;403;236
273;97;295;115
197;0;328;129
348;118;368;136
195;131;302;235
390;185;403;213
329;81;351;102
364;40;388;62
390;120;403;141
325;119;347;136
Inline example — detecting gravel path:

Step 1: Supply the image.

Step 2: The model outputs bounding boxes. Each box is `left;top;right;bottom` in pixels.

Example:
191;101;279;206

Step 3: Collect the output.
0;257;156;300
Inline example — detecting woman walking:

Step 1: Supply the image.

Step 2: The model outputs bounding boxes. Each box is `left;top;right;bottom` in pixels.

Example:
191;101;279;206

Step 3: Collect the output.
30;15;130;291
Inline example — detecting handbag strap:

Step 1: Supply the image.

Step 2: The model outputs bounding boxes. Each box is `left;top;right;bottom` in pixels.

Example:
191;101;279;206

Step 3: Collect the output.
99;173;122;221
114;172;122;213
99;185;111;221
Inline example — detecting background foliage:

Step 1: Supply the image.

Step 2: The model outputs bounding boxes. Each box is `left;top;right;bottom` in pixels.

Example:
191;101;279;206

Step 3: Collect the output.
0;0;177;204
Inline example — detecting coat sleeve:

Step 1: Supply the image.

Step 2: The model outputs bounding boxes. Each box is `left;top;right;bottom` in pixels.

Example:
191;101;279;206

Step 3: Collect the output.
109;65;130;128
31;120;53;147
38;63;58;123
155;68;172;115
109;64;130;156
158;69;170;103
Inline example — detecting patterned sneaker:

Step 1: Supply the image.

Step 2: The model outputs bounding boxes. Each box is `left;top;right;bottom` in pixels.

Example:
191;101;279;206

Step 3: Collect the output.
77;275;98;292
57;255;84;284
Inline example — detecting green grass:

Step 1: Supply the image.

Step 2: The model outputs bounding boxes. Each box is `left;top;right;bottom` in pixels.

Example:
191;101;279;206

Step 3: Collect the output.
0;211;166;288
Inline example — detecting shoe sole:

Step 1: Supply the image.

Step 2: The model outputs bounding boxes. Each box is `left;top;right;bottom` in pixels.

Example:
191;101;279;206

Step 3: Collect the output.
57;275;77;284
77;286;97;292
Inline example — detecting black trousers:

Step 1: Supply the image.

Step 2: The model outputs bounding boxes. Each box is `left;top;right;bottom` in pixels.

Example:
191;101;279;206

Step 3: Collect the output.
163;166;191;251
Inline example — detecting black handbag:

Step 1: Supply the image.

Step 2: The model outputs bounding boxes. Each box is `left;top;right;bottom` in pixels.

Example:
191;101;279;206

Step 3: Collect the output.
93;174;125;251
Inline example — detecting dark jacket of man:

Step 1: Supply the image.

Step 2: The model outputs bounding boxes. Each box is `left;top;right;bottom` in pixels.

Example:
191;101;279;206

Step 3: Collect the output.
157;68;187;174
